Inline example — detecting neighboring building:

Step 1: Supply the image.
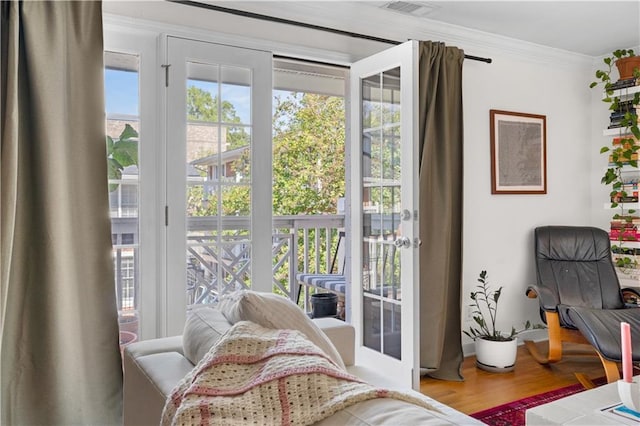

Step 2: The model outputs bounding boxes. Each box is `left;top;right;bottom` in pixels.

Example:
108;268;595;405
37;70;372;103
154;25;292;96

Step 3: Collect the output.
190;145;248;183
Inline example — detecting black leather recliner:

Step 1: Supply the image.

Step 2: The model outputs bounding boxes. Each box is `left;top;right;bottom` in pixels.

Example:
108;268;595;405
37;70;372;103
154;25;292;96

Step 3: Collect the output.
525;225;640;384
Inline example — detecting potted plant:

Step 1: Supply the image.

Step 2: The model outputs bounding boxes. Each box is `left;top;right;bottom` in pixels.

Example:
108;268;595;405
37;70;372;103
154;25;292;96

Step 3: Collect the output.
591;49;640;273
464;270;542;372
611;50;640;81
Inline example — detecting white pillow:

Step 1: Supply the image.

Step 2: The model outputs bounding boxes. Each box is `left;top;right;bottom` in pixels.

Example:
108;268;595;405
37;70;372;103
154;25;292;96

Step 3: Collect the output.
219;290;346;370
182;305;231;365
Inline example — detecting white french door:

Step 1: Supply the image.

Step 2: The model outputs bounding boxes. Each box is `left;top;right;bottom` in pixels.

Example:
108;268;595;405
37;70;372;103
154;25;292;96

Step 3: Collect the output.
165;37;272;336
349;41;420;389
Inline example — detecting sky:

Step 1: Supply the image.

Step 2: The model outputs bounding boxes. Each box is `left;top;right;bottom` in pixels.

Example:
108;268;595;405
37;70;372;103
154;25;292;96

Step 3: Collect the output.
105;69;139;116
105;68;274;122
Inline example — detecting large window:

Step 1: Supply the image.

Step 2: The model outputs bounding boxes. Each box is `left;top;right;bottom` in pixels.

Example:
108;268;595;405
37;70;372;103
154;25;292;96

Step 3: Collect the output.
103;33;348;338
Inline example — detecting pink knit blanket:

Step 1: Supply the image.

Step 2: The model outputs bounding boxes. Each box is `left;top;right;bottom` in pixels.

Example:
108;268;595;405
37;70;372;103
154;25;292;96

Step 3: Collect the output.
162;321;438;425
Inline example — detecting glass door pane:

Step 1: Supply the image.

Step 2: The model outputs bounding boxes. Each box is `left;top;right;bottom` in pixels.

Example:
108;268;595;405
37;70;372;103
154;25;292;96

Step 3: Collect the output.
186;63;254;305
362;68;402;359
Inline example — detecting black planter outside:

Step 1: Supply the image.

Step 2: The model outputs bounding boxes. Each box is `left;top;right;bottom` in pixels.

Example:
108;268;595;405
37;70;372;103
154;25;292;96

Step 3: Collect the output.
311;293;338;318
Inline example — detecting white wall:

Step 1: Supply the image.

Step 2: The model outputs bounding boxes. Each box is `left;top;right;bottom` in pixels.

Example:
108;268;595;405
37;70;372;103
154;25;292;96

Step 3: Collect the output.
590;57;616;230
461;53;593;354
104;1;599;355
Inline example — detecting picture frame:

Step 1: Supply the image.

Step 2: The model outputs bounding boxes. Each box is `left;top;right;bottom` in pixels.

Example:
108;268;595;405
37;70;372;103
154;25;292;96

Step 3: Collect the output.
490;109;547;194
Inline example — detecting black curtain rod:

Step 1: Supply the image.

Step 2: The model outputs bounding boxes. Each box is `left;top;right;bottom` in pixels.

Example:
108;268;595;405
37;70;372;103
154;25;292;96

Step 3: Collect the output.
169;0;493;64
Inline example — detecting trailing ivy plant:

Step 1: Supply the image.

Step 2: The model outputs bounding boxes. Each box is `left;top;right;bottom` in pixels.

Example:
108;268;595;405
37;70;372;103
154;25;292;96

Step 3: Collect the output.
590;49;640;269
463;271;543;342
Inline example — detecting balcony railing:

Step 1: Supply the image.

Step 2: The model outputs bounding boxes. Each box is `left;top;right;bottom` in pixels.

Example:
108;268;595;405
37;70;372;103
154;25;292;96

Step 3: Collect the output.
112;214;345;317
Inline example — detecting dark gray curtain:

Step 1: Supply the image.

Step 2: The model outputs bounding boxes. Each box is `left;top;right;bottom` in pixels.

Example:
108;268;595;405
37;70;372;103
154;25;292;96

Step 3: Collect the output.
1;2;123;423
418;41;465;381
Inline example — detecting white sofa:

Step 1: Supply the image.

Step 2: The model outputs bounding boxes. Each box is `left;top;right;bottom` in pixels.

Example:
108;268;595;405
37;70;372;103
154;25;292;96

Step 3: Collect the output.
123;307;481;425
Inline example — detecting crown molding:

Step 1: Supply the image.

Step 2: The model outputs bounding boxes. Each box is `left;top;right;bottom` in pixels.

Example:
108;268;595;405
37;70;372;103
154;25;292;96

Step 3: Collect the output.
284;2;594;68
104;1;594;68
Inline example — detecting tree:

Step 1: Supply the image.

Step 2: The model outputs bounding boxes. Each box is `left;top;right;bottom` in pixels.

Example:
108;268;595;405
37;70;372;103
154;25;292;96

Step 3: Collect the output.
187;86;250;149
187;90;346;218
272;92;345;215
185;88;346;296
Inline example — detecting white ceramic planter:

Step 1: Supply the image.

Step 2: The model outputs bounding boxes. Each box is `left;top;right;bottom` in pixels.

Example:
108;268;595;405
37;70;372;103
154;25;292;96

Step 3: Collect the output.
475;337;518;373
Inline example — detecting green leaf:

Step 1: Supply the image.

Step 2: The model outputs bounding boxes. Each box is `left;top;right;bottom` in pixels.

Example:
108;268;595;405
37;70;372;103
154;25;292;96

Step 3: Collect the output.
107;159;123;191
601;146;610;153
111;140;138;168
119;123;139;141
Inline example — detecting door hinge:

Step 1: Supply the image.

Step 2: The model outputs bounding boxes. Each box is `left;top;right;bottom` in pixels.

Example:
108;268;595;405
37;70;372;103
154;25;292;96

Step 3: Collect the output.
161;64;171;87
165;205;169;226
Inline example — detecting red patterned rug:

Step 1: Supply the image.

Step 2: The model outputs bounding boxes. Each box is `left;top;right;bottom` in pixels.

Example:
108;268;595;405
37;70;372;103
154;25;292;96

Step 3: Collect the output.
470;377;607;426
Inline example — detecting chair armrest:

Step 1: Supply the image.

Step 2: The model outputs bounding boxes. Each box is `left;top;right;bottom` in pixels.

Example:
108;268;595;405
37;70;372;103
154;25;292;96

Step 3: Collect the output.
526;284;559;312
313;318;355;367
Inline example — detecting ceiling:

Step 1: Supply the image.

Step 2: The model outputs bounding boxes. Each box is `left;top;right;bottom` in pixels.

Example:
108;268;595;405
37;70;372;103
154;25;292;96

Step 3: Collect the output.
200;1;640;57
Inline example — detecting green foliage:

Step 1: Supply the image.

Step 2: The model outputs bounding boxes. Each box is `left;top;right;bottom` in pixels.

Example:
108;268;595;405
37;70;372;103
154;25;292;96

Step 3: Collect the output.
187;86;250;149
617;255;636;268
106;124;138;192
591;49;638;89
272;93;345;215
187;90;345;218
463;271;544;342
612;243;640;270
590;49;640;247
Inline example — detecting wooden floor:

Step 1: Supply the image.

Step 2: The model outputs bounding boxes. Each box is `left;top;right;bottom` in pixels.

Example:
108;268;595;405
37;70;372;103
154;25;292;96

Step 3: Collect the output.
419;341;610;414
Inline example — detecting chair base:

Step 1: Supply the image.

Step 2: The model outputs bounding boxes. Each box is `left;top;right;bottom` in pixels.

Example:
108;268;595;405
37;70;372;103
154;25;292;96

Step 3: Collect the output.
523;311;621;385
524;339;621;385
523;339;596;365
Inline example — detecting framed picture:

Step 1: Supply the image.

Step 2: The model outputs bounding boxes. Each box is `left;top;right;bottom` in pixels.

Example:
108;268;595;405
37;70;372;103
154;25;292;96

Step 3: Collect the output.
490;109;547;194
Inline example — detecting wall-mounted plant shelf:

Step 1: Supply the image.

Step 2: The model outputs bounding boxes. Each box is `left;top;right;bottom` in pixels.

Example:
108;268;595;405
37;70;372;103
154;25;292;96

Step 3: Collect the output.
603;85;640;100
604;127;634;136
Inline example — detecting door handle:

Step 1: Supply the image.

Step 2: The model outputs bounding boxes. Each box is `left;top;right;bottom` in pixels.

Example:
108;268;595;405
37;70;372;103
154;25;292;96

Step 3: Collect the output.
394;236;412;248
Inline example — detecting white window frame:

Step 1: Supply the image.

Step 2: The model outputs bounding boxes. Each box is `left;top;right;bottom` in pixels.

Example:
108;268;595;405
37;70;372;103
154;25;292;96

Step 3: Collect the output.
104;25;163;341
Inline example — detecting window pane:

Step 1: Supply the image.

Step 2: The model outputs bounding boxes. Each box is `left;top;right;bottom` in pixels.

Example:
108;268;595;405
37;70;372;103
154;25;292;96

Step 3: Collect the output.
360;67;401;359
105;50;140;349
186;61;254;306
